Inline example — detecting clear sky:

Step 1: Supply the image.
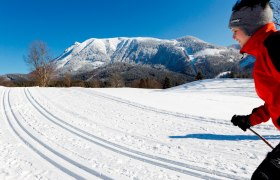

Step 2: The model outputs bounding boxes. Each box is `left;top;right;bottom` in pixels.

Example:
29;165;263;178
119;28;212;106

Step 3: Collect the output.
0;0;237;75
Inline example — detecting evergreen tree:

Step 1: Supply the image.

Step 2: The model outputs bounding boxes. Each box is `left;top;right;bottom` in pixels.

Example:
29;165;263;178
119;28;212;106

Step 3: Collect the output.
163;77;171;89
195;71;204;80
139;79;145;88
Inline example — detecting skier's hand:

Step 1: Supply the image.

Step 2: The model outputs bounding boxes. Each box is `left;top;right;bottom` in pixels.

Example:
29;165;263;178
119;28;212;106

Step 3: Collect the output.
231;115;251;131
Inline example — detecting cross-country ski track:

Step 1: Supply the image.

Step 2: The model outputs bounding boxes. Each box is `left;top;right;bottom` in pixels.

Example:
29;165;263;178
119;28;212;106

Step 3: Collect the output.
1;79;279;179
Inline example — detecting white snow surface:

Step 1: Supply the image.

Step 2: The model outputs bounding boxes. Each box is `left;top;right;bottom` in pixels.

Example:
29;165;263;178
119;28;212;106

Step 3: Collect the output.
194;49;225;57
215;72;232;79
1;78;279;180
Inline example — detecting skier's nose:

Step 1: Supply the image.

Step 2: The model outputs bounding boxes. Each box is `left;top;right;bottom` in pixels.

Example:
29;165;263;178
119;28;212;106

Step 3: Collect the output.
232;33;236;40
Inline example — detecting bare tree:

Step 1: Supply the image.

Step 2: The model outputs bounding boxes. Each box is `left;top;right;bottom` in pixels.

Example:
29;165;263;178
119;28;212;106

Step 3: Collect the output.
0;76;9;86
272;0;280;28
63;73;72;87
24;40;54;87
109;73;124;87
89;79;102;88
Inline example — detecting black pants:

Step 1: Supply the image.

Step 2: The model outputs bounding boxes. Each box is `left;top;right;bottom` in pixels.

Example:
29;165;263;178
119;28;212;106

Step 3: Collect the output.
251;142;280;180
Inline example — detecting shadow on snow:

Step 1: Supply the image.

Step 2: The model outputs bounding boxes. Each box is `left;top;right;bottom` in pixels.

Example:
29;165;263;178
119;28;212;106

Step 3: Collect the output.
169;134;280;141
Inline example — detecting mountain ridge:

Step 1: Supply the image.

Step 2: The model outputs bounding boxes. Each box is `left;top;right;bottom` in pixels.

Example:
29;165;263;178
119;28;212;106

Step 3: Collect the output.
54;36;243;77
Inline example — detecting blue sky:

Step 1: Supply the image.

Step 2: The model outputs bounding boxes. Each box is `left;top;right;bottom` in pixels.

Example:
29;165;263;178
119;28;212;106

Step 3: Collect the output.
0;0;237;75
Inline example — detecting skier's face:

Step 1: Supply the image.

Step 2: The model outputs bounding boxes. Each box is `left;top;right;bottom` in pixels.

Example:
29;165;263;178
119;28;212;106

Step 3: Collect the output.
231;27;250;48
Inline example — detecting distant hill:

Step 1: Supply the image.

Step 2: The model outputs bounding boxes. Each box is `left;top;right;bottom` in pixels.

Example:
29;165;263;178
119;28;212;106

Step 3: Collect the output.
53;36;245;78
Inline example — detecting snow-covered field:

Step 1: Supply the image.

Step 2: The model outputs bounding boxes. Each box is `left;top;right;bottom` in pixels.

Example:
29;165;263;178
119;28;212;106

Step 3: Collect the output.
0;79;279;180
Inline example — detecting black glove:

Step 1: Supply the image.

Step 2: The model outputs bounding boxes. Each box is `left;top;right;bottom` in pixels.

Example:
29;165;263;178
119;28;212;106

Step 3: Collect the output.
231;115;251;131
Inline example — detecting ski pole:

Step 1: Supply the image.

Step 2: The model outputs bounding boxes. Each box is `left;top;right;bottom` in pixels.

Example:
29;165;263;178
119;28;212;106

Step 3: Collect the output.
248;127;274;150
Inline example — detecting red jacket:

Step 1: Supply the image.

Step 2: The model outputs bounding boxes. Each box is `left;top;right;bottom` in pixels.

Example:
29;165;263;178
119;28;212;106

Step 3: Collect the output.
240;23;280;130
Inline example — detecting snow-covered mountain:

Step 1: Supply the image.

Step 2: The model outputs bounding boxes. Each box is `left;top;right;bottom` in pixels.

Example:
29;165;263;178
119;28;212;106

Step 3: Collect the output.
54;36;242;76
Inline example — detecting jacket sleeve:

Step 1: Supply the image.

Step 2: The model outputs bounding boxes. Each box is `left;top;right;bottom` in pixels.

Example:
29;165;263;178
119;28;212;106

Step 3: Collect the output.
249;104;270;126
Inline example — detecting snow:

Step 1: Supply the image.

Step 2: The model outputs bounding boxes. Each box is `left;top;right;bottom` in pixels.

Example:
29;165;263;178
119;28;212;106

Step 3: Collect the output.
177;36;207;44
215;72;232;78
1;78;279;180
194;49;225;57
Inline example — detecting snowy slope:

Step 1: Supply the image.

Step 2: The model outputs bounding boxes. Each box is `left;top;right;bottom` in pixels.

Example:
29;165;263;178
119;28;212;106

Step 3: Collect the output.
1;79;279;180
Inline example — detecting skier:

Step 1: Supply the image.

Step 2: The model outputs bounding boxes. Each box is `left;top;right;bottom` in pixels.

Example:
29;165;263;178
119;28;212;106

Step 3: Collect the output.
228;0;280;179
